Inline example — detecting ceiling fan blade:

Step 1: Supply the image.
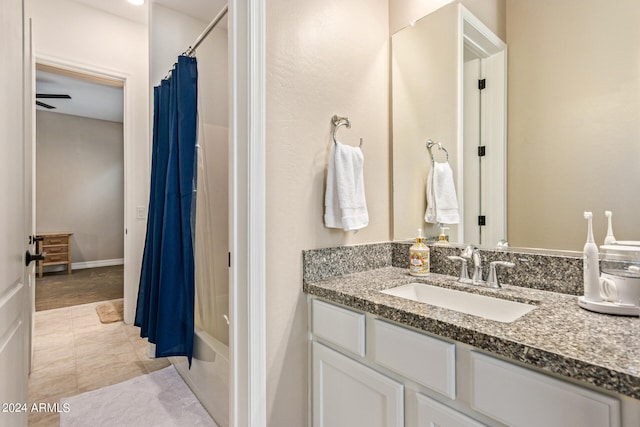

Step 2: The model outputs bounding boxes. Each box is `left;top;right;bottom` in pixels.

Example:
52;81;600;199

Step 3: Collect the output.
36;94;71;99
36;100;56;109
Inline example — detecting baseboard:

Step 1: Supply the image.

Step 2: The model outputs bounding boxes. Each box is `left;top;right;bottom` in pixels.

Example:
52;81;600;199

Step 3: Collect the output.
43;259;124;273
72;258;124;270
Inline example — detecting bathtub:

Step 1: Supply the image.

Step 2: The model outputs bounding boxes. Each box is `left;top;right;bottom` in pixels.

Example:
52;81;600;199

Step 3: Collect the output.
170;328;229;426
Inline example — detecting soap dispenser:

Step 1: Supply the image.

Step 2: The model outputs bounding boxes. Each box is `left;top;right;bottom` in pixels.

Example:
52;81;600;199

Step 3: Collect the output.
409;229;430;276
582;212;601;302
436;223;450;245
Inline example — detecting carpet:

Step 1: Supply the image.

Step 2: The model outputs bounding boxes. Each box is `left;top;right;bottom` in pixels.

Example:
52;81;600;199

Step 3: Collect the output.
95;299;124;323
60;365;217;427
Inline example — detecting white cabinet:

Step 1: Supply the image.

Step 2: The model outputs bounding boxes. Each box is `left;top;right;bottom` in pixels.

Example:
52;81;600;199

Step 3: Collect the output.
415;393;485;427
470;352;621;427
312;342;404;427
312;299;365;357
309;298;630;427
373;319;456;399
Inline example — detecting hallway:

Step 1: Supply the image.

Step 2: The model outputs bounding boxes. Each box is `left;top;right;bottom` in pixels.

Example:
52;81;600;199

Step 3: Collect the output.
27;299;170;426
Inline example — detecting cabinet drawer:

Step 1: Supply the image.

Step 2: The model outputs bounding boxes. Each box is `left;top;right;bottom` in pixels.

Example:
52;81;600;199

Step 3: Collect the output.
372;319;455;399
43;245;67;254
43;236;68;245
45;253;68;263
312;299;365;357
471;352;620;427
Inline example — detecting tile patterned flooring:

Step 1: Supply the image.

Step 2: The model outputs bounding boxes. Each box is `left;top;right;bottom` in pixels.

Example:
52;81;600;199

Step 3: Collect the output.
27;299;170;426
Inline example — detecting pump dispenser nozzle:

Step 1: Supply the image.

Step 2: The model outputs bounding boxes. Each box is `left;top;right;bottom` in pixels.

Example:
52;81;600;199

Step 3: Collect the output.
437;223;449;243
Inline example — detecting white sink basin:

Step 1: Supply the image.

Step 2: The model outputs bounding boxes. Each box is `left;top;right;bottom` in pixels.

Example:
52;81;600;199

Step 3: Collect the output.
381;283;536;323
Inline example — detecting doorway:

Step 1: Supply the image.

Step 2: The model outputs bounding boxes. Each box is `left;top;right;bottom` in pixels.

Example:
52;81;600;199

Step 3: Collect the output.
459;6;507;247
34;63;125;311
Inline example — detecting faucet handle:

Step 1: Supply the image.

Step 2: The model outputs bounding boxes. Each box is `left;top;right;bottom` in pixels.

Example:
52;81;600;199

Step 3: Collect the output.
447;255;470;283
487;261;515;288
461;245;476;259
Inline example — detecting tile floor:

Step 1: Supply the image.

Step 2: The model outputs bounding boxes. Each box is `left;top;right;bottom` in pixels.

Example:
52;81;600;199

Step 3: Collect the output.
27;298;170;426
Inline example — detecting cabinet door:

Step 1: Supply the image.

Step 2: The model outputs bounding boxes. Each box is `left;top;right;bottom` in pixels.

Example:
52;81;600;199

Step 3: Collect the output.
416;393;485;427
313;342;404;427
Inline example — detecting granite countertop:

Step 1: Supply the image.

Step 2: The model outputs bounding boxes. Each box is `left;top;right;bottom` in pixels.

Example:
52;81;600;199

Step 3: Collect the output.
304;266;640;400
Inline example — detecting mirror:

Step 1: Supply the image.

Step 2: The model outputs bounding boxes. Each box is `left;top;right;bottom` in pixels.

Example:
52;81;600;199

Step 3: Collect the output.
392;0;640;251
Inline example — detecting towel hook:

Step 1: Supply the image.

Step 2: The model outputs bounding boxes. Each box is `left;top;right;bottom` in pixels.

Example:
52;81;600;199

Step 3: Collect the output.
426;139;449;163
332;114;363;147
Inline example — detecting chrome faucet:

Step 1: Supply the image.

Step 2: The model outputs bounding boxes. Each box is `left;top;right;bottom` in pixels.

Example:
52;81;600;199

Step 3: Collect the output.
460;246;484;284
471;247;485;285
446;255;470;283
447;246;483;284
487;261;515;288
449;246;515;288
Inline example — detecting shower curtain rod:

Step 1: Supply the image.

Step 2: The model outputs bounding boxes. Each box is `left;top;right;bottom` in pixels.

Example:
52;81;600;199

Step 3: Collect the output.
184;4;229;57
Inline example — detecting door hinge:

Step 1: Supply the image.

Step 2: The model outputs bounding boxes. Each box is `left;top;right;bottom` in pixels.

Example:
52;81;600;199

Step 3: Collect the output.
478;79;486;90
478;146;486;157
478;215;486;226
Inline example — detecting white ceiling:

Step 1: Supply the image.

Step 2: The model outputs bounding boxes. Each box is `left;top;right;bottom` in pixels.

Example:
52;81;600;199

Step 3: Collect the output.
37;0;226;123
154;0;226;23
68;0;226;24
36;70;124;123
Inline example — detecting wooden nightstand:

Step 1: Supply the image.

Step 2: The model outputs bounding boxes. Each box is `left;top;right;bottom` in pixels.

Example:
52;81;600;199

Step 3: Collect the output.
36;232;73;278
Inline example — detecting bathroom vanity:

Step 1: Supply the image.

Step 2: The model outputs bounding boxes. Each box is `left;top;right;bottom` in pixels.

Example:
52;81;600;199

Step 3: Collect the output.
303;243;640;427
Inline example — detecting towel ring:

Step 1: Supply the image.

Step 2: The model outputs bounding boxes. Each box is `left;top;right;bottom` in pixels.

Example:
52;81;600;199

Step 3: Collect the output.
332;114;363;147
426;139;449;163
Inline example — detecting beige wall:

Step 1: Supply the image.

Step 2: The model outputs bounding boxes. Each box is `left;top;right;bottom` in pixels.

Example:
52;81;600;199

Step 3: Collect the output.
390;0;506;40
36;111;124;264
265;0;390;423
506;0;640;250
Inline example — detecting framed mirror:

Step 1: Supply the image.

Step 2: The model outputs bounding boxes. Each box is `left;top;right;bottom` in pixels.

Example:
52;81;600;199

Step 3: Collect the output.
392;3;507;247
392;0;640;251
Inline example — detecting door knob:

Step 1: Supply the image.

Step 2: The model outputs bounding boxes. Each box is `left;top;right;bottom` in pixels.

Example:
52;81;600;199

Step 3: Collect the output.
25;250;46;266
29;235;44;244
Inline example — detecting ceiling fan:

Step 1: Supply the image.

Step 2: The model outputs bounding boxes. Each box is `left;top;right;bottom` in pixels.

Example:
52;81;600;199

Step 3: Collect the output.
36;93;71;109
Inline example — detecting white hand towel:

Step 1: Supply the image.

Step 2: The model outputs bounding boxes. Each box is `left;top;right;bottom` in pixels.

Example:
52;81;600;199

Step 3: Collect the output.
425;161;460;224
324;142;369;231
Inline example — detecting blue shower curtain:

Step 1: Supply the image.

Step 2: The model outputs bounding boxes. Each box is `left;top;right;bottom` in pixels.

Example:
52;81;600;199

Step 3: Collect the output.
135;56;198;365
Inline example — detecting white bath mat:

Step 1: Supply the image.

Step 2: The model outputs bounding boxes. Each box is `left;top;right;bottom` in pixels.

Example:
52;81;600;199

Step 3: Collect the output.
60;365;217;427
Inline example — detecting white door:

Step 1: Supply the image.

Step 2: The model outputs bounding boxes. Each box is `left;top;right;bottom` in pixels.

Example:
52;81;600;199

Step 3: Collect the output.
1;0;31;426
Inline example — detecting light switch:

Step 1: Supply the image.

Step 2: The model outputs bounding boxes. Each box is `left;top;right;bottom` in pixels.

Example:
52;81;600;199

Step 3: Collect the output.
136;206;146;219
